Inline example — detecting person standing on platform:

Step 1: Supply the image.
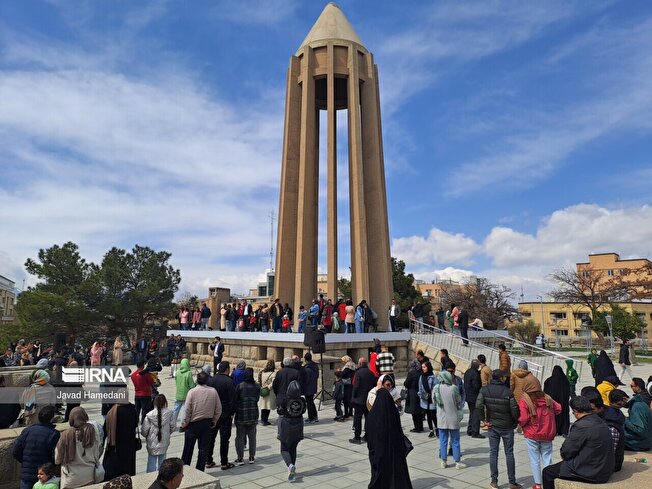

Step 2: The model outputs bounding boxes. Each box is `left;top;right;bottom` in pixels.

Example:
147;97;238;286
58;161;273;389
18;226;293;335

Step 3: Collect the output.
458;306;470;346
321;299;334;333
297;306;308;333
618;339;633;380
173;358;195;423
132;360;154;425
404;360;423;432
355;301;366;334
341;356;356;418
201;302;211;330
112;337;123;366
387;298;401;332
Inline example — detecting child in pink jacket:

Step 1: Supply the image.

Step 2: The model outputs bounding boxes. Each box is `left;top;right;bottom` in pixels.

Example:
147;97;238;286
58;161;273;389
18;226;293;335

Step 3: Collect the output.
518;377;562;489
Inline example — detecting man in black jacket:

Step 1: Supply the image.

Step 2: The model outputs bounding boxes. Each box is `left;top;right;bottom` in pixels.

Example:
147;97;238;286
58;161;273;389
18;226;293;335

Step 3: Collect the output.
476;370;521;489
464;359;483;438
12;405;60;489
301;352;319;423
542;396;615;489
206;361;236;470
458;306;470;346
349;357;377;444
273;357;301;410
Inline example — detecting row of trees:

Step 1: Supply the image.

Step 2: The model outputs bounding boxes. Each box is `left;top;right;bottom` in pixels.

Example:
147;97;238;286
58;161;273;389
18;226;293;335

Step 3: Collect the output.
13;242;180;346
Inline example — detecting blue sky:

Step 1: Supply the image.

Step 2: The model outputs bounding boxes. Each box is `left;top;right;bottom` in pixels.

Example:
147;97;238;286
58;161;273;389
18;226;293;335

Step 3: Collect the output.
1;0;652;302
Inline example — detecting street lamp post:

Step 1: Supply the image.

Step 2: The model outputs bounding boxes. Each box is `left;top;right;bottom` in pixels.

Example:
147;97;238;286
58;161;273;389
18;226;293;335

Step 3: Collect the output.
536;295;545;337
605;314;614;356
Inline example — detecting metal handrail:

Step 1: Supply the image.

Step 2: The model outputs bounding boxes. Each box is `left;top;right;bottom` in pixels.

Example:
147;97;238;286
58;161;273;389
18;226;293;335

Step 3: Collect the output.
411;318;585;381
411;319;546;380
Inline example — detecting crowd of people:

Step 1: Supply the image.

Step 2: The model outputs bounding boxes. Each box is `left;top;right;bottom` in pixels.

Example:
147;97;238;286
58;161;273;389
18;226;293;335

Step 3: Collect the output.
2;328;651;489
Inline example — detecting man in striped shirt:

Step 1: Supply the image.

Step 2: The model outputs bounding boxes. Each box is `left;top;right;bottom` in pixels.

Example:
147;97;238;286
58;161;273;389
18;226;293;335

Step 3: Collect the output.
375;345;395;382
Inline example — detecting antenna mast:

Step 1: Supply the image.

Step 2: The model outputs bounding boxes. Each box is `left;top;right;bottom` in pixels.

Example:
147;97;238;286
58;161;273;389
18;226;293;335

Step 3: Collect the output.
269;210;275;271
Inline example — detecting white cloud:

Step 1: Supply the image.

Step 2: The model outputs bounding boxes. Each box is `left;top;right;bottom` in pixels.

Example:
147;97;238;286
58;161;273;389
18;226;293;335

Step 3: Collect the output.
392;228;480;266
484;203;652;269
394;203;652;300
414;267;475;285
0;30;285;298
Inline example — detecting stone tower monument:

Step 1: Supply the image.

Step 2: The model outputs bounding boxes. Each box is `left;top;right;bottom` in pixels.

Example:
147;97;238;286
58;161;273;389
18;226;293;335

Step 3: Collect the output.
275;3;393;329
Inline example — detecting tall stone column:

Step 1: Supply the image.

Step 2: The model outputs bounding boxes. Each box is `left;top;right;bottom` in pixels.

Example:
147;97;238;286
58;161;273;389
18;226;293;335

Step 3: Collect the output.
275;3;394;329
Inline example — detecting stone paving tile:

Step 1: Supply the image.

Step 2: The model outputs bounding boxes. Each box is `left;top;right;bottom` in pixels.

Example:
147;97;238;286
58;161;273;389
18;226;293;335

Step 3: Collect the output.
76;363;650;488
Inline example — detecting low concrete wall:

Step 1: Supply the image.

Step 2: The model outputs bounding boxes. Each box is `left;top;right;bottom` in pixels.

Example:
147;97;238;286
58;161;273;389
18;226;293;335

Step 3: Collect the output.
85;467;220;489
555;452;651;489
0;423;70;489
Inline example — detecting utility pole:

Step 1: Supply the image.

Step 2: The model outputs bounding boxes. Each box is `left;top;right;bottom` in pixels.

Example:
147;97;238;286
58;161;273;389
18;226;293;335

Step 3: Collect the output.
269;210;275;271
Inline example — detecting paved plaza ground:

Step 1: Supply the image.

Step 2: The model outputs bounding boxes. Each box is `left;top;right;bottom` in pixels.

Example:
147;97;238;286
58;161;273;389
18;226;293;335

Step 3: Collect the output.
83;363;650;489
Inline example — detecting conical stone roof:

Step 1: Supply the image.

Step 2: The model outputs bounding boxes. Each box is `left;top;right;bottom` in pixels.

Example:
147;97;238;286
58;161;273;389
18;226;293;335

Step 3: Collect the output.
299;2;364;49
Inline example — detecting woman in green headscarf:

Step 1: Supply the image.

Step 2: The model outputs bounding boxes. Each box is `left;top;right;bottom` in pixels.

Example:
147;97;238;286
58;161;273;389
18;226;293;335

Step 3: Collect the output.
433;370;465;469
21;369;56;425
173;358;195;424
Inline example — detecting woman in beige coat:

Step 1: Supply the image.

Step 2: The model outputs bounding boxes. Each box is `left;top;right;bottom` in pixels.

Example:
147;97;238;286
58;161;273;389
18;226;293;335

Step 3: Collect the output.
112;337;123;366
258;359;277;425
55;407;101;488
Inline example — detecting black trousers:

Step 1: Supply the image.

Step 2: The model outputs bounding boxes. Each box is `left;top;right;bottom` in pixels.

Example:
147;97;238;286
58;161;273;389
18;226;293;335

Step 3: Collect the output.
335;399;343;418
261;409;270;424
182;418;212;471
460;326;469;345
305;394;317;421
467;401;480;435
135;396;153;424
411;413;423;431
425;409;437;432
213;356;221;375
353;404;368;439
280;441;298;466
542;462;592;489
207;415;232;466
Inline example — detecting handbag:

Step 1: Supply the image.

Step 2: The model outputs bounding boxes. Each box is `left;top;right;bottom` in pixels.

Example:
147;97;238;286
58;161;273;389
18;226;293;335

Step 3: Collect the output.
403;434;414;456
400;387;408;400
260;386;270;397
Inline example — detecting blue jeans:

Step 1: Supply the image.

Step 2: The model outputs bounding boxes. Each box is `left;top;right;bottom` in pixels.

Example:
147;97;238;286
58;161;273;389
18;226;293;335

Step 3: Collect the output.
355;321;364;333
147;452;166;472
173;400;186;423
489;426;516;484
525;438;553;485
201;318;209;329
298;321;305;333
438;429;461;462
273;316;282;332
226;320;234;331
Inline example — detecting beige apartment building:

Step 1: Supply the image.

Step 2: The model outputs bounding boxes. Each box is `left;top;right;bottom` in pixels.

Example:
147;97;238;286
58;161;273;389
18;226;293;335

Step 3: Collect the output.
519;252;652;339
518;300;652;339
577;252;651;295
0;275;16;324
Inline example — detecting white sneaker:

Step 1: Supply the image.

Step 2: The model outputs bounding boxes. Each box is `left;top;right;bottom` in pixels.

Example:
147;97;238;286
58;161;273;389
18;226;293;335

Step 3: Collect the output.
440;460;447;469
456;462;466;469
288;464;296;481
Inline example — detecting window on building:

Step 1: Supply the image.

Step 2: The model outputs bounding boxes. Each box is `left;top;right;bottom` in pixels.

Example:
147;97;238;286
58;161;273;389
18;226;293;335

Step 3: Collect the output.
553;329;569;336
607;269;614;276
521;311;532;317
582;271;590;278
635;313;646;324
620;269;627;275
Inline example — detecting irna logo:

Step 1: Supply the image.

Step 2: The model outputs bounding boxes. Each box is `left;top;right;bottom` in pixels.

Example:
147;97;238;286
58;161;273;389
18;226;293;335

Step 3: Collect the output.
62;367;129;384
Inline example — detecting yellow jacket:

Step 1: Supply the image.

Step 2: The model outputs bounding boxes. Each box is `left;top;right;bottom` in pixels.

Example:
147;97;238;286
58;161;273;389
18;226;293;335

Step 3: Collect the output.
597;380;616;406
